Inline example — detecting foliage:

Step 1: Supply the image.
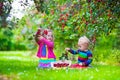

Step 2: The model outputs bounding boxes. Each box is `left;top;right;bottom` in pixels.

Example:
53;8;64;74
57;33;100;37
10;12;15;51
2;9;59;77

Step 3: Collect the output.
0;28;13;50
0;28;28;50
0;0;119;65
16;0;120;50
92;30;119;62
0;0;119;50
34;0;120;39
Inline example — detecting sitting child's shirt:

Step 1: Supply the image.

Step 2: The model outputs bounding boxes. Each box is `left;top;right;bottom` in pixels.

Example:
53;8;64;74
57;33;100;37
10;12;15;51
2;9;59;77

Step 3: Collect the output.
68;49;92;66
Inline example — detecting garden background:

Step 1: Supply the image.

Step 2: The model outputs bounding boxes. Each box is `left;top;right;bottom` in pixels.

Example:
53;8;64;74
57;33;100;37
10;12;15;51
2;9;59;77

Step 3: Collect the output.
0;0;120;80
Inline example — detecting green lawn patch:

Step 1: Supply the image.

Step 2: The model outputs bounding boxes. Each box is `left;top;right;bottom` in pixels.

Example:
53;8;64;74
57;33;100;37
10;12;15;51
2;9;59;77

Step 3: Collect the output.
0;51;120;80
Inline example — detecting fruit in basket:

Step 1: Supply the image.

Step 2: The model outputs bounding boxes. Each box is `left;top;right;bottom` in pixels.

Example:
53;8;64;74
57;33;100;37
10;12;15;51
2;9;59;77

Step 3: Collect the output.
53;61;70;68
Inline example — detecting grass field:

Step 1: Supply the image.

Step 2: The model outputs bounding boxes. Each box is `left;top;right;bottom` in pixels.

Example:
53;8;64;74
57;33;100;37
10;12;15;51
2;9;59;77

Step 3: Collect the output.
0;51;120;80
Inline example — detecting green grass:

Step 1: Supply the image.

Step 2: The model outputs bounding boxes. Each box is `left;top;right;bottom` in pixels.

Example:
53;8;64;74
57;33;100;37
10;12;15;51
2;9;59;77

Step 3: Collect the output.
0;51;120;80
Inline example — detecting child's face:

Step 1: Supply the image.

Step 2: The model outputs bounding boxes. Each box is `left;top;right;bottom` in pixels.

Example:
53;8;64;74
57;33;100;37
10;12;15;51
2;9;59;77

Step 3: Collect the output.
46;32;53;41
78;40;89;51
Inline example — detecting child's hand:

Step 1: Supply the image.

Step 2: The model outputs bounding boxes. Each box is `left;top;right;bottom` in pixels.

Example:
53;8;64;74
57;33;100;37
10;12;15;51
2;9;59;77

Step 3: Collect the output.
36;28;42;35
38;35;44;40
79;63;83;66
65;48;70;51
79;62;85;66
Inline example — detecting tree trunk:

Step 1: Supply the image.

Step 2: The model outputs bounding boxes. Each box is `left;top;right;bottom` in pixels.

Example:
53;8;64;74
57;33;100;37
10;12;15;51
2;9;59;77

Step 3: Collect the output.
0;0;12;28
33;0;44;13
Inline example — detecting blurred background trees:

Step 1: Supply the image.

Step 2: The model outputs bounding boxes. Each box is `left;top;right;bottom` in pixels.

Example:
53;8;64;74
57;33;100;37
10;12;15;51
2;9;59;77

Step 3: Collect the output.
0;0;120;64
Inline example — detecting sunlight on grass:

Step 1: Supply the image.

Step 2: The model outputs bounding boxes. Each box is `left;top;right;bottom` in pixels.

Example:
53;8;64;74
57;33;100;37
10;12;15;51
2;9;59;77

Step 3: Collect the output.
0;51;120;80
0;51;38;62
0;51;32;56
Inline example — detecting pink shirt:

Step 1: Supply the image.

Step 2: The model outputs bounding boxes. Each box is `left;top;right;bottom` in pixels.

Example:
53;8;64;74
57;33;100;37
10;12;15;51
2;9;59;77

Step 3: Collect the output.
36;38;56;59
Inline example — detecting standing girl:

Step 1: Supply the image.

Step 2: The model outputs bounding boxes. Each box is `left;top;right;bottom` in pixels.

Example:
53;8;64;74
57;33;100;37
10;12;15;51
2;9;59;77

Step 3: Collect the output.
35;29;56;68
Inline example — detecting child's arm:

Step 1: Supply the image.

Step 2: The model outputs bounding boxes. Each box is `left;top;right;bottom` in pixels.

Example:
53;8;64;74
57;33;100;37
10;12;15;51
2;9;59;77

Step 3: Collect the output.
35;28;42;44
82;51;92;66
38;36;54;47
42;38;54;47
36;35;43;45
66;48;78;54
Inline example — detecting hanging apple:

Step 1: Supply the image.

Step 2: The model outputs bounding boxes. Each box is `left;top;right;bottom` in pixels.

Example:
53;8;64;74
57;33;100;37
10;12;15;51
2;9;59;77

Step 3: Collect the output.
50;9;54;15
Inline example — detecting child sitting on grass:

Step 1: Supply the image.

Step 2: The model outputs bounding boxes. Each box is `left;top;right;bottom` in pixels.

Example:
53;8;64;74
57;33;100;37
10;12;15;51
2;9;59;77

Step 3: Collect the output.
65;36;92;68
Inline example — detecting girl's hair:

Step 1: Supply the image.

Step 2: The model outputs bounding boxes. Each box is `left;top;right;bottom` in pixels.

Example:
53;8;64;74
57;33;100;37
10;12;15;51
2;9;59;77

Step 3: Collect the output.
45;29;54;41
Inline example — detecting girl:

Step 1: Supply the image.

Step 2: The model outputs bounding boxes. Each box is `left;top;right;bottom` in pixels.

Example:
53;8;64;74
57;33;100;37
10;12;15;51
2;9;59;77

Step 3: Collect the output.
35;29;56;68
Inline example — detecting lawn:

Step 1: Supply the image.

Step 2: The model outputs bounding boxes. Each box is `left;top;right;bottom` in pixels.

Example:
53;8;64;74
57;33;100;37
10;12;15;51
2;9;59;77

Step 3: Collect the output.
0;51;120;80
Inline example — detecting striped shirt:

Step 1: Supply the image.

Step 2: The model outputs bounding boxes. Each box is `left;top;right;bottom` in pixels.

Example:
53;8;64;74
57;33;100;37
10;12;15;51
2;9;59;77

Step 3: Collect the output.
69;49;92;66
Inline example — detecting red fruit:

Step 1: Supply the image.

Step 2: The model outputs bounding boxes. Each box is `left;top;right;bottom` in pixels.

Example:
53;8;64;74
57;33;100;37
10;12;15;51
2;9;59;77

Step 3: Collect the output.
67;64;69;66
0;2;3;8
64;18;67;22
107;10;111;18
82;17;86;21
60;14;64;17
85;21;89;25
59;17;63;21
38;28;41;32
90;9;92;14
50;9;54;14
65;63;67;66
59;64;61;67
36;29;41;35
60;5;66;11
62;23;65;31
64;63;66;67
64;64;67;67
62;63;65;67
0;3;3;14
57;63;60;67
43;30;48;35
108;14;111;17
62;23;65;26
36;31;40;35
54;64;57;67
92;20;95;24
62;64;64;67
66;13;69;17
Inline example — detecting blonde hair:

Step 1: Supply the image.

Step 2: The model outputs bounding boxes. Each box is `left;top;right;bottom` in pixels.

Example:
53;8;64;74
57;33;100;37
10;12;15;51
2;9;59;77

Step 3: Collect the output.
78;36;90;44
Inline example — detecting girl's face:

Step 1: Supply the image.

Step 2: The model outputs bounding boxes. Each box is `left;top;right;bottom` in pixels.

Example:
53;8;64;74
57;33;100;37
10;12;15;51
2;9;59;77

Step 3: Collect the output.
46;32;53;41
